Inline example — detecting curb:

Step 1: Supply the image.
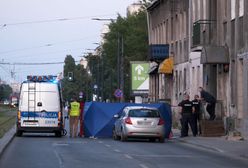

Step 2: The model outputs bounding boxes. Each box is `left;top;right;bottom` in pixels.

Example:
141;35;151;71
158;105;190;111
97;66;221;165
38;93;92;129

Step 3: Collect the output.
178;138;248;160
0;125;16;157
178;138;224;153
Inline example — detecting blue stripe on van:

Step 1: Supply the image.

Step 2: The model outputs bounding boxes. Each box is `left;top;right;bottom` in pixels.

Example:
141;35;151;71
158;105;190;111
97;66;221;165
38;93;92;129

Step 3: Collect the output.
21;112;58;118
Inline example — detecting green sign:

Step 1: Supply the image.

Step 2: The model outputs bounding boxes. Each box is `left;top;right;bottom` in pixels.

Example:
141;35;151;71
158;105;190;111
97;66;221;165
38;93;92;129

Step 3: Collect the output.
131;62;149;91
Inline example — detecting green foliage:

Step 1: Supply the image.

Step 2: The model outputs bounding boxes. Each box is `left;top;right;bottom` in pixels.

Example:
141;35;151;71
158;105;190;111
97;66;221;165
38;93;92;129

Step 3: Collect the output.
101;9;149;101
0;84;12;101
62;2;150;102
62;55;90;101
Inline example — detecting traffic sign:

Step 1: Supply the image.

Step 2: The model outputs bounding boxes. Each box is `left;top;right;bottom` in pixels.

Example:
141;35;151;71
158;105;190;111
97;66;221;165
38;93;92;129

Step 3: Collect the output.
79;91;83;98
94;84;98;89
114;89;123;98
131;62;149;91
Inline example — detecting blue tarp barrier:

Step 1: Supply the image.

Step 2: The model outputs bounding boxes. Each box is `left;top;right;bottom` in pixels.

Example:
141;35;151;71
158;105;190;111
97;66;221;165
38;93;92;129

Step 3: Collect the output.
83;102;172;138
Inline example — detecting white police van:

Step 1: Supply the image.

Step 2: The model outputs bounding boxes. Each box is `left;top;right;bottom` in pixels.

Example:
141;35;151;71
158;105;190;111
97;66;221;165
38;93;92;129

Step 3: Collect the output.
16;75;64;137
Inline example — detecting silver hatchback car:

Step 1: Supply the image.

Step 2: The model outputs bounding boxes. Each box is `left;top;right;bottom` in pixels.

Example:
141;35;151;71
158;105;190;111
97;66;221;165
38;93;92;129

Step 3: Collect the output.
113;106;165;143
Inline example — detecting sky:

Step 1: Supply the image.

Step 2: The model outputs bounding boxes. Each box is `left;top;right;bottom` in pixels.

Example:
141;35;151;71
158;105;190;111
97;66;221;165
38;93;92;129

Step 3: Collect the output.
0;0;137;83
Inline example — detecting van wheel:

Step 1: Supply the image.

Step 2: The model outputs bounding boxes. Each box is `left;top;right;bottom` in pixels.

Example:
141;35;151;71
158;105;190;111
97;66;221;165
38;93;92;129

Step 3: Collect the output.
55;131;62;137
16;130;23;137
149;138;156;142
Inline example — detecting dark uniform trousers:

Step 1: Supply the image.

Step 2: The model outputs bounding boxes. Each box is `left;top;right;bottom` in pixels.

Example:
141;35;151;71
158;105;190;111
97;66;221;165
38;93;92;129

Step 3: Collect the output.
206;102;216;120
181;113;197;137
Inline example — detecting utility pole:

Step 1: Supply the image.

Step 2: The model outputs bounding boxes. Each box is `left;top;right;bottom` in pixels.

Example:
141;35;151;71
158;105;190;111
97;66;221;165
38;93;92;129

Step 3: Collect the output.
120;35;124;102
117;33;124;102
117;32;120;92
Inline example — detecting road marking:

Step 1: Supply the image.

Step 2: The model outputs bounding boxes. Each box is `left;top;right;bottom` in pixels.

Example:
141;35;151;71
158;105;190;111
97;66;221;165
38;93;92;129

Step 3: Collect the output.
105;144;111;147
124;154;133;159
53;143;69;146
54;149;64;168
131;154;198;158
98;141;103;143
114;149;121;152
182;142;224;153
139;164;149;168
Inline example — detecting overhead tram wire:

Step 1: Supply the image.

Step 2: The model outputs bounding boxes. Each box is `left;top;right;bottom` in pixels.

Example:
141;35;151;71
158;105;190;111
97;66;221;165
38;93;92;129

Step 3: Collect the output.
0;14;116;27
0;61;80;65
0;35;99;55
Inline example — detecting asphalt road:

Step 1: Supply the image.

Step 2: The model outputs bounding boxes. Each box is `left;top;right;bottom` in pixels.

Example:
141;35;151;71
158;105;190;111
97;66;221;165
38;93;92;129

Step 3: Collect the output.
0;133;248;168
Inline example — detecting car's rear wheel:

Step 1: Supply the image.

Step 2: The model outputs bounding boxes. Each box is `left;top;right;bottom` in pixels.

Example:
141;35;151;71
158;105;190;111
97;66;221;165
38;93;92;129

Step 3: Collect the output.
112;128;119;140
120;129;127;142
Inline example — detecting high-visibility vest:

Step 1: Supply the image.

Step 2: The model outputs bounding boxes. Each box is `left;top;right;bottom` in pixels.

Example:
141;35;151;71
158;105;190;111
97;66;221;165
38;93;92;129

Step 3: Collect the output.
70;101;80;116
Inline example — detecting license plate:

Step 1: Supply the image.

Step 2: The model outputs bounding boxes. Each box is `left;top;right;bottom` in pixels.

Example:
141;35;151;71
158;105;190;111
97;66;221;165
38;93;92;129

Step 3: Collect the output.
45;120;56;124
137;121;151;125
24;122;39;126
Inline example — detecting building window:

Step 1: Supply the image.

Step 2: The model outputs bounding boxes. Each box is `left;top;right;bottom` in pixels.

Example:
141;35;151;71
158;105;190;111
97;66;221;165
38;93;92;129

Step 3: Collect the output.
166;19;169;42
239;0;244;17
157;25;160;44
231;0;236;20
179;71;182;95
197;66;200;88
231;20;235;51
183;68;187;92
180;41;182;61
163;21;166;44
170;43;174;57
223;22;227;44
175;14;178;40
224;0;227;17
203;0;207;19
192;0;196;22
239;16;244;49
184;39;188;60
171;17;174;41
175;41;178;62
160;23;163;44
175;70;178;100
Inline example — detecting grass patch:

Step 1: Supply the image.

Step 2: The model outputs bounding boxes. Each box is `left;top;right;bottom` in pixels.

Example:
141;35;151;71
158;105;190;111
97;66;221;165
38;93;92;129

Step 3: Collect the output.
0;105;17;138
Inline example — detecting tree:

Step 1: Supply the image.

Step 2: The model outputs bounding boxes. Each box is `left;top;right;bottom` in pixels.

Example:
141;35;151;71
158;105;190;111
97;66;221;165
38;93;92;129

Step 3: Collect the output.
62;55;90;101
101;8;149;101
0;84;12;101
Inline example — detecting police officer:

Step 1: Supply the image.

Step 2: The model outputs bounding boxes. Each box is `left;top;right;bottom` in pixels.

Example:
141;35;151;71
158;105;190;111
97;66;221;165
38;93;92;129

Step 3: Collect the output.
198;87;216;120
192;95;201;135
68;97;81;138
178;94;197;137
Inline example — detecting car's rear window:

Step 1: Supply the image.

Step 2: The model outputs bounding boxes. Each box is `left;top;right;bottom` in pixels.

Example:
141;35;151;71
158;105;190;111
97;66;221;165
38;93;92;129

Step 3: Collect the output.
128;109;160;118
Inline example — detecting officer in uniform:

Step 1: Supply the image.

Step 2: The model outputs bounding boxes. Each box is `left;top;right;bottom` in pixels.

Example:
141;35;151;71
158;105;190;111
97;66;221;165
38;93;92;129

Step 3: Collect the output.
178;94;197;137
192;95;201;135
198;87;216;120
68;97;81;138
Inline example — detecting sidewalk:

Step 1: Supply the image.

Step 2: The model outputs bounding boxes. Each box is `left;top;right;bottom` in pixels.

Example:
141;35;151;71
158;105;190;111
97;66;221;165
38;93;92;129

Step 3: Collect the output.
172;129;248;160
0;125;16;157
